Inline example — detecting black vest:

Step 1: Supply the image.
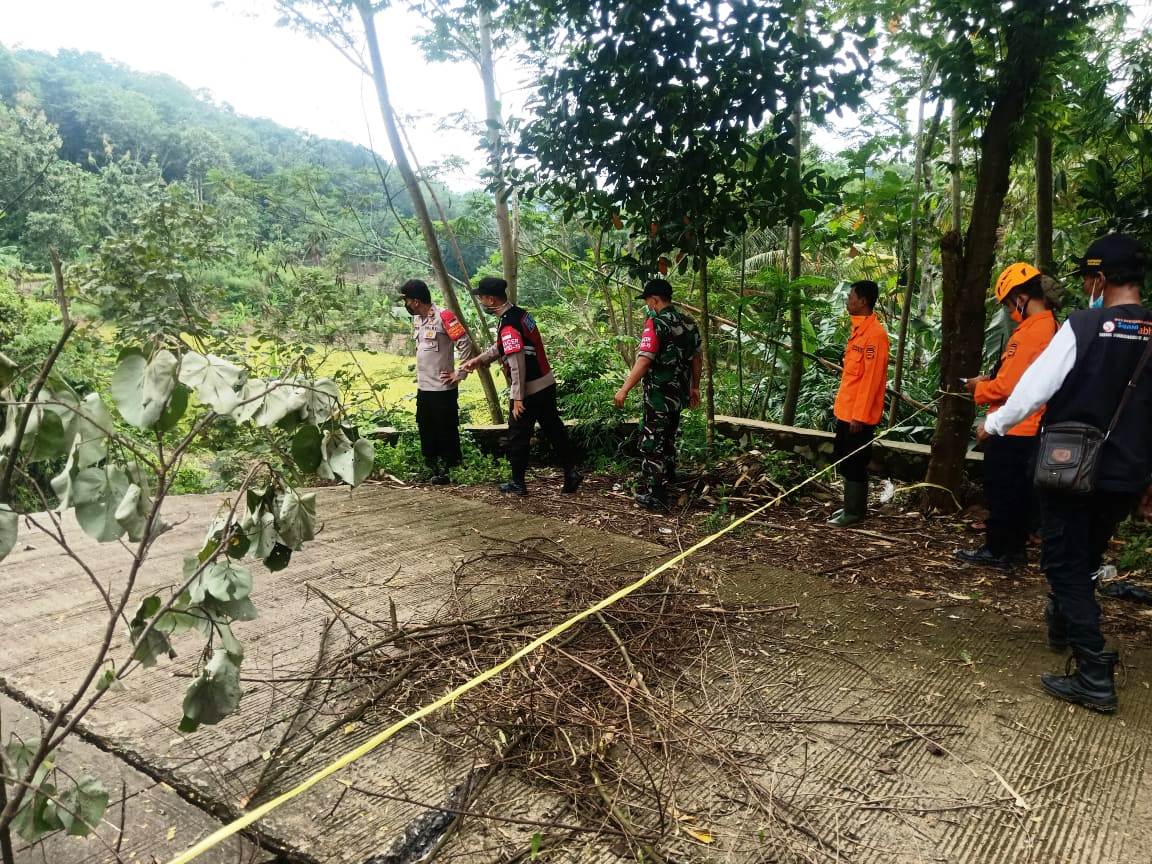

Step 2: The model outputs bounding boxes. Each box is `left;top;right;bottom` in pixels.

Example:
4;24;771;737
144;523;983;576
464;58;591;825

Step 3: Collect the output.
1044;304;1152;493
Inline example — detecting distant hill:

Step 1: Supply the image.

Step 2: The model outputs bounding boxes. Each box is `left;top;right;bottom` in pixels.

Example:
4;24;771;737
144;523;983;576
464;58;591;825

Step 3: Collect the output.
0;44;382;180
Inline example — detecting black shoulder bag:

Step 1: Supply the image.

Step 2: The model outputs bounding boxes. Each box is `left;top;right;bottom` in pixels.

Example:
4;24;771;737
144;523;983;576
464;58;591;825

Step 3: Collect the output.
1035;329;1152;494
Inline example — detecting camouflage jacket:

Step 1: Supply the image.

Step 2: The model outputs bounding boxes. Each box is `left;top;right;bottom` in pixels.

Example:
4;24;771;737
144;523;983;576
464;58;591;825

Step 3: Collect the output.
638;306;701;392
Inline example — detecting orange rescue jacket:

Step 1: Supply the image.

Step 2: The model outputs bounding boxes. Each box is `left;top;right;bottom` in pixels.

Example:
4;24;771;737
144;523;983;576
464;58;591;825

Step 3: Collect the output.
834;313;890;426
974;309;1058;437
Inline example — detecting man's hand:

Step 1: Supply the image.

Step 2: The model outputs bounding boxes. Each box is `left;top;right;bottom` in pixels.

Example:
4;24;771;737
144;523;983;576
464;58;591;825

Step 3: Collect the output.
440;370;463;384
689;386;701;409
458;357;480;374
512;399;525;419
849;420;863;434
613;388;628;409
976;420;991;444
1139;485;1152;522
964;374;988;394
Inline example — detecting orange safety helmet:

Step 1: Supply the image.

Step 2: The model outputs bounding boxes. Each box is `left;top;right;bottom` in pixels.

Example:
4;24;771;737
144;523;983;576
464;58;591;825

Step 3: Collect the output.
993;262;1042;303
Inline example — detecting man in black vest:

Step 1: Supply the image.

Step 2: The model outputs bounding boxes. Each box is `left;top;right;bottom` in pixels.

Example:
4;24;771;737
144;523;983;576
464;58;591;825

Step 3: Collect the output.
455;277;582;495
979;234;1152;713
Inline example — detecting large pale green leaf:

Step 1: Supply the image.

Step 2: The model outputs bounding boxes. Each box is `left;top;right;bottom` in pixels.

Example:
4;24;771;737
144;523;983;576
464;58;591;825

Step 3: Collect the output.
180;649;242;732
52;777;108;837
0;401;39;452
0;503;18;561
241;509;278;559
299;377;339;423
24;409;66;463
189;560;252;604
155;383;189;433
276;488;316;549
73;466;131;542
111;349;179;429
233;379;308;427
66;392;113;468
323;431;375;487
178;352;243;414
50;443;78;509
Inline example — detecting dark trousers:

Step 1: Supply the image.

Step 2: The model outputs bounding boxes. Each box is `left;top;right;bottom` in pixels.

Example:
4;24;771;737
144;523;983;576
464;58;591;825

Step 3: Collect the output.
1040;491;1137;653
639;402;681;498
416;388;461;470
834;420;875;483
506;384;573;484
983;434;1038;557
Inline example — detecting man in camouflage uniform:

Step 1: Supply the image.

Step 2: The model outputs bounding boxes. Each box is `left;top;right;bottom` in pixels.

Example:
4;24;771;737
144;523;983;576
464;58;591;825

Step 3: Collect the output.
614;279;702;510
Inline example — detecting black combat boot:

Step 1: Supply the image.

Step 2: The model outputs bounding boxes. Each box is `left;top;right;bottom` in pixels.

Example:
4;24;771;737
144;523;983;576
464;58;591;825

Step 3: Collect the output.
1040;646;1119;714
1045;595;1068;653
561;468;583;494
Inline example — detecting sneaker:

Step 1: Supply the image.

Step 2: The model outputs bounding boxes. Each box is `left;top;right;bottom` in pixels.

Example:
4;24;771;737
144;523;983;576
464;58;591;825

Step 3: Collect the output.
953;545;1020;570
499;480;528;495
561;471;583;494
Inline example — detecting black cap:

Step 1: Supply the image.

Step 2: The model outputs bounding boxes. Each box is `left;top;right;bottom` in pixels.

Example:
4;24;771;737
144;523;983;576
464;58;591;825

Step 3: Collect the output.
638;279;673;300
1067;233;1147;277
398;279;431;304
471;276;508;299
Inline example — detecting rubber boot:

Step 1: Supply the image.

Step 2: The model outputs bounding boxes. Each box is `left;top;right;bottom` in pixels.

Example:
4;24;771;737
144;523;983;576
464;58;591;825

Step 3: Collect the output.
828;480;867;527
500;468;528;495
1040;646;1118;714
1045;594;1068;653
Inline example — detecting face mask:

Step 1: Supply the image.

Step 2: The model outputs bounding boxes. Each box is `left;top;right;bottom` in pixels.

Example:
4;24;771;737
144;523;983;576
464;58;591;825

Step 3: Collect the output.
1009;298;1026;324
1087;275;1105;309
482;303;499;315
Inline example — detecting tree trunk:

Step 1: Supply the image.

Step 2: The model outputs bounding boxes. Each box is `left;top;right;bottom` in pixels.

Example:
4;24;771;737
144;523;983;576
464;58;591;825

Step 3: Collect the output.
889;64;934;426
358;1;503;423
700;251;715;449
950;102;963;233
1035;128;1054;273
736;233;746;416
781;6;806;427
924;17;1049;508
478;6;518;301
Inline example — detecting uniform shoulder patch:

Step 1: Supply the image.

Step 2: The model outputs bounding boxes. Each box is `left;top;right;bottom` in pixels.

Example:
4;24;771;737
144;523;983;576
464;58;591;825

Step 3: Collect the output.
1005;341;1018;358
500;324;524;354
864;345;876;360
439;309;466;340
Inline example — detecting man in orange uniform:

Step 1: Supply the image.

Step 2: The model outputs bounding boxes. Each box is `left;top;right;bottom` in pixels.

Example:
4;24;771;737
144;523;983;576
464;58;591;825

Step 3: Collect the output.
956;263;1058;568
829;280;889;527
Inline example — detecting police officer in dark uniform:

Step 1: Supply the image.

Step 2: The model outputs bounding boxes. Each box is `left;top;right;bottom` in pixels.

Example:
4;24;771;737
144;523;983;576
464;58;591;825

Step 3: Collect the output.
456;277;582;496
980;234;1152;713
614;279;702;510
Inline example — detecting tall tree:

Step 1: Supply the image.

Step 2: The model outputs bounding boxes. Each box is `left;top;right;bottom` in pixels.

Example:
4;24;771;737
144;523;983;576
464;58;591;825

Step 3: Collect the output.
514;0;874;441
921;0;1101;507
276;0;505;422
781;3;807;428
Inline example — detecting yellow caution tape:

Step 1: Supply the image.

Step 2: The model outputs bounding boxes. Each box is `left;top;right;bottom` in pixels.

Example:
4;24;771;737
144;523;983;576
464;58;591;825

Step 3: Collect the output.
167;404;937;863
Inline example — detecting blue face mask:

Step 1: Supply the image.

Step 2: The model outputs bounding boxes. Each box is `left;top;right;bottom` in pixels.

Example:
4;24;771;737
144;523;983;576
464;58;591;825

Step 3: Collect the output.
1089;292;1104;309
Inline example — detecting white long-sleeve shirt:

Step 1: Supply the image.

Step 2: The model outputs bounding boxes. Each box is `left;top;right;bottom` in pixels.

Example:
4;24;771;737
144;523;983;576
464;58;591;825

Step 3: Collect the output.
984;320;1077;436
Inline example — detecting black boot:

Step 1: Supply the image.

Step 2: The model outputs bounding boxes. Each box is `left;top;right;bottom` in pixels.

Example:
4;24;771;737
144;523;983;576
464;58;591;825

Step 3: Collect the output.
1040;646;1118;714
954;545;1019;570
1045;595;1068;653
561;468;583;494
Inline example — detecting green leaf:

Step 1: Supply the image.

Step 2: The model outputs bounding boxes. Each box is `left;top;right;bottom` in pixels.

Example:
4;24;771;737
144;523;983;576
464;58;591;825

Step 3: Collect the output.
53;776;108;837
202;595;258;621
275;488;316;549
24;408;66;463
114;483;151;542
111;349;179;429
241;510;278;559
291;424;323;474
155;383;190;433
181;649;242;731
233;379;307;427
67;392;113;469
189;560;252;605
130;628;173;668
13;783;64;841
299;377;339;423
0;503;17;562
73;466;131;542
322;430;374;487
95;662;125;692
4;738;36;779
178;351;243;414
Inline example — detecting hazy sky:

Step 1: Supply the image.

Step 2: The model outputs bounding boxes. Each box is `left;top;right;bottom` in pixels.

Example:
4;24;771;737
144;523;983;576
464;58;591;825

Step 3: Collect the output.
3;0;517;186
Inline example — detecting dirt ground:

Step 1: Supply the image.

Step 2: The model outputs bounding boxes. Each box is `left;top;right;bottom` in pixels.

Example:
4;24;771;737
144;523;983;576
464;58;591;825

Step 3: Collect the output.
440;456;1152;648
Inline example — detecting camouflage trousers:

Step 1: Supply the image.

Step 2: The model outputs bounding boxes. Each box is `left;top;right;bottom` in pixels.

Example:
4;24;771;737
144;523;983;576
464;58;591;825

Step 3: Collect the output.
638;384;684;498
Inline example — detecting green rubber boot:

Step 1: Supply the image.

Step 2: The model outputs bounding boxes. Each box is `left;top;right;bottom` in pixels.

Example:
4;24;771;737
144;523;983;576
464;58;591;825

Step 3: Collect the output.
828;480;868;528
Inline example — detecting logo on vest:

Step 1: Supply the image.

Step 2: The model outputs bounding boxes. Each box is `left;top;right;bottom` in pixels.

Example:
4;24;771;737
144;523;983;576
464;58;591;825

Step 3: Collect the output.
1102;320;1115;334
1051;447;1074;464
